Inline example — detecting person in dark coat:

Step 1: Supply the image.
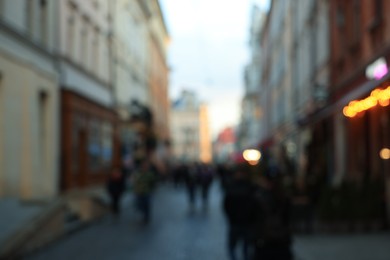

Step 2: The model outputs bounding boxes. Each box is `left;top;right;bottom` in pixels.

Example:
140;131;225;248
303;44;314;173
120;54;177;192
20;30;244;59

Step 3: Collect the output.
223;163;260;260
254;165;294;260
106;167;126;217
199;163;214;208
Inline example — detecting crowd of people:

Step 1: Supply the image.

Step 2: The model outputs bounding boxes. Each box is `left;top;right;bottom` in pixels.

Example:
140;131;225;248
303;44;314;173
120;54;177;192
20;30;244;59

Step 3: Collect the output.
105;153;315;260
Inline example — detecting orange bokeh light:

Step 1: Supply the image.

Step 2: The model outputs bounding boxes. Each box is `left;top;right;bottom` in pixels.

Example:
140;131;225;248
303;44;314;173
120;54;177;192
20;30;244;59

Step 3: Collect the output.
343;86;390;117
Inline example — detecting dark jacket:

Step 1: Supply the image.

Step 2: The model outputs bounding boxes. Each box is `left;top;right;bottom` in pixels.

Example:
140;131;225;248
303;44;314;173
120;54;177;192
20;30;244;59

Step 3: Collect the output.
223;179;259;227
106;174;126;198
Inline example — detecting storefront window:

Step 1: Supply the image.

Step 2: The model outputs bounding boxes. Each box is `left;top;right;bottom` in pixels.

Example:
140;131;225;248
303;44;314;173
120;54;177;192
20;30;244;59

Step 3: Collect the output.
101;121;113;169
88;118;102;171
71;114;84;174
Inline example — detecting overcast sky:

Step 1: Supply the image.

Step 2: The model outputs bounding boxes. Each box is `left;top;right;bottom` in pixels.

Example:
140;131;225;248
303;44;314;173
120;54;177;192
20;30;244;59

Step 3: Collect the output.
160;0;270;138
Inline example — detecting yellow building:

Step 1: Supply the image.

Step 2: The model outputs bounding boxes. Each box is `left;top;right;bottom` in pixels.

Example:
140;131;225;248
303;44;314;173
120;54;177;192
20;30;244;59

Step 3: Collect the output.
171;91;212;163
199;103;212;163
0;0;60;199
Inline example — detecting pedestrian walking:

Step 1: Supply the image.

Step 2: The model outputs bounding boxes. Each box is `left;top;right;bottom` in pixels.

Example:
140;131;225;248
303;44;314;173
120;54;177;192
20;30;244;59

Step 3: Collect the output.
106;167;126;218
132;158;158;224
223;163;260;260
184;163;199;210
199;163;214;209
253;166;294;260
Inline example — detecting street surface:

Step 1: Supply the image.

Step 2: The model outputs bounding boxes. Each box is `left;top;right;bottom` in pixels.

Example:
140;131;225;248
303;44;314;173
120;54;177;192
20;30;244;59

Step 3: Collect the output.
28;183;390;260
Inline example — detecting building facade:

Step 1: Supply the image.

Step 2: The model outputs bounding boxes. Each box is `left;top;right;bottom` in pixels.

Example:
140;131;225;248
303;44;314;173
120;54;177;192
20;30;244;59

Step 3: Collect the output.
327;0;390;222
291;0;330;177
55;0;118;190
112;0;150;118
171;90;211;163
0;0;59;200
110;0;170;172
239;6;265;150
255;0;330;178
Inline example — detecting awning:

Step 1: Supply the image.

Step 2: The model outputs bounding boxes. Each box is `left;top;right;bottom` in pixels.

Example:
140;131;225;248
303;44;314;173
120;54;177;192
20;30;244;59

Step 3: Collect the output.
298;72;390;127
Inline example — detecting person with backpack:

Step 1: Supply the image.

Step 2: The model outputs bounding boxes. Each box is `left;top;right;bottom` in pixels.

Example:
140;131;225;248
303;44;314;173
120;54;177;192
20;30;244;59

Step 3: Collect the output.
131;158;158;224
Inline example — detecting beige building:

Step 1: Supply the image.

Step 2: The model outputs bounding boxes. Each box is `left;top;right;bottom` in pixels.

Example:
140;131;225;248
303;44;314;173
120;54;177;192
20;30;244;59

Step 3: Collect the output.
199;103;212;163
171;90;211;163
0;0;59;199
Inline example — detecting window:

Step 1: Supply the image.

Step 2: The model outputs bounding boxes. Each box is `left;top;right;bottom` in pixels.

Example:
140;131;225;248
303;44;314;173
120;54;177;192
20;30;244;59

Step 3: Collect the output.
71;114;84;174
92;27;100;74
39;0;48;45
67;6;75;58
80;16;89;68
373;0;383;21
352;0;361;41
101;122;113;169
27;0;34;36
38;91;48;169
88;118;101;171
0;0;4;17
336;5;345;28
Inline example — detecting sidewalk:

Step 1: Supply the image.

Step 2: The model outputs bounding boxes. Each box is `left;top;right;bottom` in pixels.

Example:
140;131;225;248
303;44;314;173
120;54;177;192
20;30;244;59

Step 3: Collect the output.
294;232;390;260
0;187;110;258
0;198;45;246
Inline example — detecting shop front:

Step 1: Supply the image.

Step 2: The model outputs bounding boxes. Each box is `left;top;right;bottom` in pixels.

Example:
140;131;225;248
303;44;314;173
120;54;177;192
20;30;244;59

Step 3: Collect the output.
61;90;119;191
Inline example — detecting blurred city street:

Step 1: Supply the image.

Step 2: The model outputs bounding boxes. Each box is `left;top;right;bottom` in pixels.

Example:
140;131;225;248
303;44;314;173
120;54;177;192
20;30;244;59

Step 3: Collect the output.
27;183;390;260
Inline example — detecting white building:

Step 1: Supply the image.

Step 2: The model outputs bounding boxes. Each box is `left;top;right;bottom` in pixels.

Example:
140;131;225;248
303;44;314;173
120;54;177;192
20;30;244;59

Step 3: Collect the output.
258;0;330;175
239;5;265;150
56;0;112;106
0;0;59;200
112;0;150;117
291;0;330;175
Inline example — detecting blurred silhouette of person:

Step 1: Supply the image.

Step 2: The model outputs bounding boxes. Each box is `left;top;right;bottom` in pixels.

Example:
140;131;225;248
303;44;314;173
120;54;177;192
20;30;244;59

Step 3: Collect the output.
132;158;158;224
223;163;259;260
106;167;126;218
199;163;214;208
172;163;186;188
184;163;199;210
254;164;293;260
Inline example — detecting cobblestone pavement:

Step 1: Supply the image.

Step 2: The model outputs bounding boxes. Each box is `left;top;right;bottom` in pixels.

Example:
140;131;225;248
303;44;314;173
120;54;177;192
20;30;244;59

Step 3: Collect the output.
28;183;229;260
27;183;390;260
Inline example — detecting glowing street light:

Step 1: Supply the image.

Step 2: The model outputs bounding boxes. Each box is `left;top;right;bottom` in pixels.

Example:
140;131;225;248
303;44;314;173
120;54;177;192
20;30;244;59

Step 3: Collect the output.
380;148;390;160
243;149;262;165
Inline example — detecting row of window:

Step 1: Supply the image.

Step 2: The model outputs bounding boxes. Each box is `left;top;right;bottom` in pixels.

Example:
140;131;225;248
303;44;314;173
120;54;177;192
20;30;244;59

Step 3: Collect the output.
66;1;109;80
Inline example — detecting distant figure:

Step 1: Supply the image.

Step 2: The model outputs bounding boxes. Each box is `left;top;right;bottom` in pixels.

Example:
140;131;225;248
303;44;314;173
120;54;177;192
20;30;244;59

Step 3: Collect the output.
132;159;158;224
223;164;259;260
184;163;199;210
106;167;126;218
172;163;186;188
199;163;214;208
